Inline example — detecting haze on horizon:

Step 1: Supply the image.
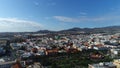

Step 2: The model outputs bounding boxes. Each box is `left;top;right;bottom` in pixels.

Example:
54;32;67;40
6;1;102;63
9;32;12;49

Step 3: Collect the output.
0;0;120;32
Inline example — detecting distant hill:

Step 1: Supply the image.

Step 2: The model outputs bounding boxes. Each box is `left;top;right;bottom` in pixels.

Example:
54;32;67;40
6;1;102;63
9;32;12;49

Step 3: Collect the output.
59;27;92;33
37;26;120;34
37;30;56;33
91;26;120;33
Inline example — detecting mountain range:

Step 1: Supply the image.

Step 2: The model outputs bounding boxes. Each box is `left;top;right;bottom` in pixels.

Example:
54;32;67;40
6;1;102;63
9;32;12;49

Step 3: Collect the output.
37;26;120;34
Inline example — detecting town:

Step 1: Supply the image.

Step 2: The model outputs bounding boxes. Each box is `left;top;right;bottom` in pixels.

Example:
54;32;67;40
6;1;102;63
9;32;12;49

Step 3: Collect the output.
0;0;120;68
0;31;120;68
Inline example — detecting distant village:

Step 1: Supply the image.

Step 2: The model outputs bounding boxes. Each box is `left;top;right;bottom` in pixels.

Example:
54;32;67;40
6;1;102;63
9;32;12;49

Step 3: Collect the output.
0;32;120;68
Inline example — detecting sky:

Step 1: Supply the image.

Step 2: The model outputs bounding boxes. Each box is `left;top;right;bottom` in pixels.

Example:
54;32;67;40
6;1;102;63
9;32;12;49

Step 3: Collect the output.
0;0;120;32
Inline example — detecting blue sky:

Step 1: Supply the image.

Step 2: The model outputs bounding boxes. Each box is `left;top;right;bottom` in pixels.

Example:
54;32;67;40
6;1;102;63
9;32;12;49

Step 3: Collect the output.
0;0;120;32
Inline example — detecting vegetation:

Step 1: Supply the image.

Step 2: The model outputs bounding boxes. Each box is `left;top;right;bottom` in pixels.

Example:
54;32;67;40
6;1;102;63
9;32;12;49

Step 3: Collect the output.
29;49;113;68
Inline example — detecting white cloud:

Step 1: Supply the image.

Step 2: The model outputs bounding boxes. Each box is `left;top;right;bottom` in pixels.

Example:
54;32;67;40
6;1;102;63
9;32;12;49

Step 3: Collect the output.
54;16;80;22
79;12;87;15
34;2;40;6
0;18;43;32
53;16;120;23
